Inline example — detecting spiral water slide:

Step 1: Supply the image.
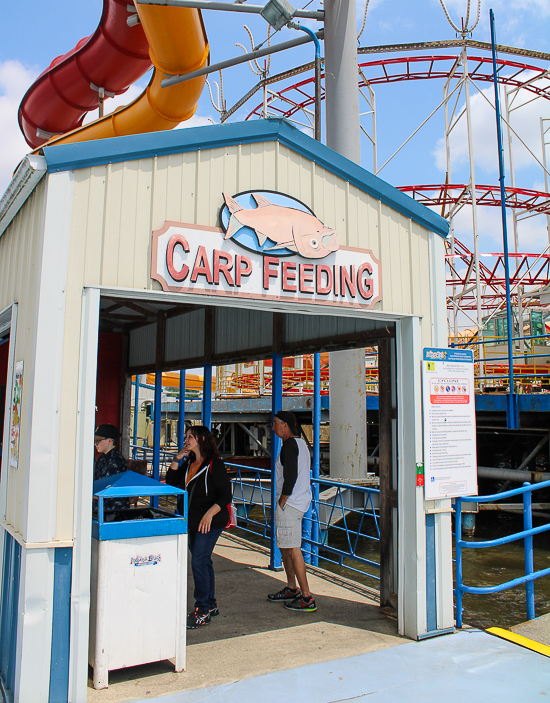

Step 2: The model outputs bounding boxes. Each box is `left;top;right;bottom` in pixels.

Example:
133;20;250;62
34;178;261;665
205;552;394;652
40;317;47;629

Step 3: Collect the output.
18;0;209;149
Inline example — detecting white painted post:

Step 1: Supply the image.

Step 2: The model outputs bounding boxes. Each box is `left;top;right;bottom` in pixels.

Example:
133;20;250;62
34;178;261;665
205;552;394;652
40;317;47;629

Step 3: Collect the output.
396;316;426;639
68;286;100;703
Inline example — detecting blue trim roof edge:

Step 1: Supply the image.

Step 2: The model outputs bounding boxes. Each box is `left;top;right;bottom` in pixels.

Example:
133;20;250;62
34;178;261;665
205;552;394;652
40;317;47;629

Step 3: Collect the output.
43;119;449;238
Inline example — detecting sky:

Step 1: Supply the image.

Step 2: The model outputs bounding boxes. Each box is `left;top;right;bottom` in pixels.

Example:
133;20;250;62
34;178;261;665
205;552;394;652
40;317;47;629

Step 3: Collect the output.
2;0;550;262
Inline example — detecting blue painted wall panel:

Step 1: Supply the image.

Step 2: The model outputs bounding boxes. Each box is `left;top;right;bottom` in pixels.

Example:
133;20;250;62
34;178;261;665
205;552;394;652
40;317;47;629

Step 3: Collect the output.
0;530;21;697
49;547;73;703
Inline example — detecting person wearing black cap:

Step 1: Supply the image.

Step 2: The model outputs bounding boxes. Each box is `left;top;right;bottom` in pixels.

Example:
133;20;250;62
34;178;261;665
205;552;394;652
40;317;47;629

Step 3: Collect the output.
93;424;129;512
268;410;316;612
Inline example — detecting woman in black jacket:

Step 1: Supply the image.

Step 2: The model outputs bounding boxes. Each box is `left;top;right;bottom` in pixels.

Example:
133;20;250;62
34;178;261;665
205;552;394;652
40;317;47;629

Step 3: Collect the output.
166;425;232;629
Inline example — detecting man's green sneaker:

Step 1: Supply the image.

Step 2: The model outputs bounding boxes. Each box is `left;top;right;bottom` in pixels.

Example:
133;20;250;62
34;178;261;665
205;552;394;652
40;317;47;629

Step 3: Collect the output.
283;595;317;612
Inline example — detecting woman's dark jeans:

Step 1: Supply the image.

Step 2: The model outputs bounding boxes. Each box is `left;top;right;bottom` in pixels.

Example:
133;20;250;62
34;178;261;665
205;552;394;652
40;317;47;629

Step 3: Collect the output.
188;528;224;613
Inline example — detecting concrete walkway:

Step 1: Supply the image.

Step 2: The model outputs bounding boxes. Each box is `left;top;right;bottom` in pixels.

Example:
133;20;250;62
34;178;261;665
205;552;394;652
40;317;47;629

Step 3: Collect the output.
87;533;404;703
134;629;550;703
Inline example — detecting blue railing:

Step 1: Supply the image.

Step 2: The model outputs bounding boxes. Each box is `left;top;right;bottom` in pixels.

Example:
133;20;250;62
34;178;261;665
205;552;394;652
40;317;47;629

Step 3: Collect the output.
129;443;177;477
455;479;550;627
228;462;381;582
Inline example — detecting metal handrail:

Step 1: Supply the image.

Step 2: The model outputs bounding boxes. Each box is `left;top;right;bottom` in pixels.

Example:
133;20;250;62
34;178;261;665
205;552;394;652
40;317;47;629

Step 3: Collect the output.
227;462;381;581
455;478;550;627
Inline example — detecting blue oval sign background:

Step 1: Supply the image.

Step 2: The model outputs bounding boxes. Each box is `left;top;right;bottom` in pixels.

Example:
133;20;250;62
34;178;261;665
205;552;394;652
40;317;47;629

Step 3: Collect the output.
220;190;316;257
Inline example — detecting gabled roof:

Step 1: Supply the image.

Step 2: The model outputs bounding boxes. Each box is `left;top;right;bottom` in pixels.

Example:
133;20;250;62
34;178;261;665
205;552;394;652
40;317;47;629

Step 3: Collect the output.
42;118;449;238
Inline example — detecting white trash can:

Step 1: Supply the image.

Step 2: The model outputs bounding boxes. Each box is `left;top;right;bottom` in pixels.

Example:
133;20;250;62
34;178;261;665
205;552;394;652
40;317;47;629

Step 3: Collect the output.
89;471;187;689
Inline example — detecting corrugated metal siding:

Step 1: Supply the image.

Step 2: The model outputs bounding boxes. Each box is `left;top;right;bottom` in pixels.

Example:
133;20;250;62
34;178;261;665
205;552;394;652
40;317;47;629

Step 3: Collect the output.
128;322;157;368
285;313;383;346
164;308;205;364
214;307;273;357
68;142;438;339
0;180;46;531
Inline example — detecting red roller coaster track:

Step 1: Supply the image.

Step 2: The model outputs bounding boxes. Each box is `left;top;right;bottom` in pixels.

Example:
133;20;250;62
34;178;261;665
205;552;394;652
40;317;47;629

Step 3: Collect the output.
246;54;550;121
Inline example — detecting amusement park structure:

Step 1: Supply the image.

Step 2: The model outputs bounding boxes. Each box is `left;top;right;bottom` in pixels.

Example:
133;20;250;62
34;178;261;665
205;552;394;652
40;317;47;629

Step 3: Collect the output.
214;22;550;350
16;0;550;396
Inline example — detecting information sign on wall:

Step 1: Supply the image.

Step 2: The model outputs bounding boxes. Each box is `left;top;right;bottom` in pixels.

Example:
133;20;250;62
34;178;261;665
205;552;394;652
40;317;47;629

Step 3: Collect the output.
422;348;477;500
9;360;23;469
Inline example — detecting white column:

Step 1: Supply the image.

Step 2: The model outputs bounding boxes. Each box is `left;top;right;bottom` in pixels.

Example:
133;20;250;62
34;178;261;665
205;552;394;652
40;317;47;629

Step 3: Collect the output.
12;169;75;700
396;316;426;639
324;0;368;479
428;231;454;631
68;287;100;703
328;349;367;479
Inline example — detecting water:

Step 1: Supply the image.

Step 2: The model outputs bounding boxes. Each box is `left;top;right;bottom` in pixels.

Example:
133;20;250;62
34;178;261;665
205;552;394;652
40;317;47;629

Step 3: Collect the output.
457;510;550;629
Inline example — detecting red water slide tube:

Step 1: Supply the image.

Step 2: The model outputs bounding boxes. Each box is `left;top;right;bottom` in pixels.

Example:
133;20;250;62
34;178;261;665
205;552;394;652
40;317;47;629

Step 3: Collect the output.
18;0;153;149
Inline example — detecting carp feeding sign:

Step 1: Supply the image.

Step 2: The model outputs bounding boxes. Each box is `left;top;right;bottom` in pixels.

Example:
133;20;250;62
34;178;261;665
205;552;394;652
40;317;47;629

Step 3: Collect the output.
151;193;381;309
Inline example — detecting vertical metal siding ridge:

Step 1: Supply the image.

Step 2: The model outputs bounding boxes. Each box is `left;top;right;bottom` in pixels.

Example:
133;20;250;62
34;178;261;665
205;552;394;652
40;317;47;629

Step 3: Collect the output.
214;308;271;356
129;323;156;368
165;309;205;363
41;120;448;238
49;547;73;703
0;531;21;696
284;313;379;344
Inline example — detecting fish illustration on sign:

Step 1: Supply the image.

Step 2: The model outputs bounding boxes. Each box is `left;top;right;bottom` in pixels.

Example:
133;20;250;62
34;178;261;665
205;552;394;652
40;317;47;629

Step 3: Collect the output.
222;192;339;259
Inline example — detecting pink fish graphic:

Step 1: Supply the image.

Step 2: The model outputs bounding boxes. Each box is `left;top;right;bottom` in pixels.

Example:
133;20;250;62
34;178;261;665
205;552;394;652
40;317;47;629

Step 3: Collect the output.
222;192;339;259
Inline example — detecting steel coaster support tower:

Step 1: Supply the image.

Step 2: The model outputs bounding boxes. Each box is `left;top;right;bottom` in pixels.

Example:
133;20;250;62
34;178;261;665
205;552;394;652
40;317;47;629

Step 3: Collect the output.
324;0;368;484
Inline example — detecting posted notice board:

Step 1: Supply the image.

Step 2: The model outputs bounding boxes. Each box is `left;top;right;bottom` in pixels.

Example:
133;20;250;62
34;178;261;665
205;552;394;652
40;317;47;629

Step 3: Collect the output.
422;348;478;500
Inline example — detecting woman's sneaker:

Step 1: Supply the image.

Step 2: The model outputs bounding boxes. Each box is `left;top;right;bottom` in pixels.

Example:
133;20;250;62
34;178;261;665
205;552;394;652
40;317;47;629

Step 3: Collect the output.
268;586;300;602
187;608;211;629
284;595;317;612
209;602;220;617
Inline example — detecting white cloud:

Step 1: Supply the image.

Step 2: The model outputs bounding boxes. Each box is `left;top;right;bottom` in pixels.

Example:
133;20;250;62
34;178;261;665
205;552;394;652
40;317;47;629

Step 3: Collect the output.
175;113;216;129
447;201;550;254
433;76;550;181
0;60;39;196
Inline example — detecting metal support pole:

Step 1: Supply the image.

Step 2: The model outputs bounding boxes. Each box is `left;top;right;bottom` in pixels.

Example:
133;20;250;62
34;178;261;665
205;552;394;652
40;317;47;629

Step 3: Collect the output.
270;353;283;570
378;338;393;608
153;371;162;506
541;117;550;244
455;498;463;627
523;483;535;620
463;48;485;385
202;364;212;428
291;25;322;141
133;376;139;459
325;0;367;481
311;353;321;566
161;31;321;87
490;10;518;429
178;370;186;448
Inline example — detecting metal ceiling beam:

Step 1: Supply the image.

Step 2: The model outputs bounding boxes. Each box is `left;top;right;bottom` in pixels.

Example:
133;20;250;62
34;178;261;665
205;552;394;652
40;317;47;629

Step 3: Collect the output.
136;0;324;20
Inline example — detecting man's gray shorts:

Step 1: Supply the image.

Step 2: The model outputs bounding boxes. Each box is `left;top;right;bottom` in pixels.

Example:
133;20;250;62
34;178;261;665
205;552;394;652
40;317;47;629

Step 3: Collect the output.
275;504;305;549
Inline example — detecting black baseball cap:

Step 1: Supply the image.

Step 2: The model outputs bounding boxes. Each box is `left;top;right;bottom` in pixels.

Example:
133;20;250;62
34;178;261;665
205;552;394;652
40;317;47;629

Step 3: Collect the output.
94;424;121;440
274;410;299;435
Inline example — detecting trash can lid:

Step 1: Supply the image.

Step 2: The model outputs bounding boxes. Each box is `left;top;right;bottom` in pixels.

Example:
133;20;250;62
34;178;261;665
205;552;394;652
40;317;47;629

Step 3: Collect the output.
93;470;185;498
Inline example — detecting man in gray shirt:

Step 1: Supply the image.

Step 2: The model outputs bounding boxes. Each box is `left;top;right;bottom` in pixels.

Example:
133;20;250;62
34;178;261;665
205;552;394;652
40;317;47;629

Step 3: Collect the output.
267;410;316;612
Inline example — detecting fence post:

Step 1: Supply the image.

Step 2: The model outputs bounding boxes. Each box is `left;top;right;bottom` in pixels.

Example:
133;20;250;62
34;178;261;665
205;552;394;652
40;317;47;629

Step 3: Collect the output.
270;352;283;570
178;370;186;449
523;482;535;620
133;376;139;459
202;364;212;429
311;352;321;566
153;371;162;508
455;498;463;628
